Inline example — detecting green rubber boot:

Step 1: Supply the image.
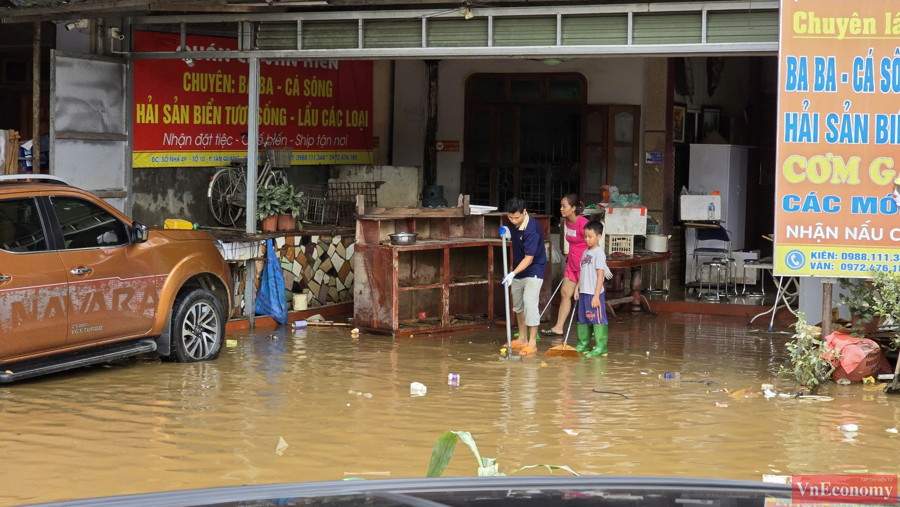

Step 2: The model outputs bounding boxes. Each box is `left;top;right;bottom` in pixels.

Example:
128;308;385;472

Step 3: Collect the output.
585;324;609;357
575;324;591;353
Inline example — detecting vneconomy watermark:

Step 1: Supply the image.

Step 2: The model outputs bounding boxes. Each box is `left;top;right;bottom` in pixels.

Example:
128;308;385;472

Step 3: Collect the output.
792;475;899;503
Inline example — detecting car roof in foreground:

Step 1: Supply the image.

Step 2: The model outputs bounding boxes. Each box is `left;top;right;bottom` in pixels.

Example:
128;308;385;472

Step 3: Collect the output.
24;477;796;507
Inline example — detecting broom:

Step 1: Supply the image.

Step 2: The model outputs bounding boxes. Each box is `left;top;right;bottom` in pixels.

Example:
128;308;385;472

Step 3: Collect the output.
544;302;580;357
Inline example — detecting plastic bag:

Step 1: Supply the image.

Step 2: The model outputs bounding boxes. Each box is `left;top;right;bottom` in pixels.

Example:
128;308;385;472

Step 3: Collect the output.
255;238;288;324
607;193;642;207
551;243;564;264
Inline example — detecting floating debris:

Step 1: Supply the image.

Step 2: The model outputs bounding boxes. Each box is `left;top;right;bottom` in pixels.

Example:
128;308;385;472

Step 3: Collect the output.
592;389;629;399
275;437;289;456
410;382;427;397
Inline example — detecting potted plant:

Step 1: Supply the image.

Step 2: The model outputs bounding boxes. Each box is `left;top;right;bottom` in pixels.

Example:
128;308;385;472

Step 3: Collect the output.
256;184;279;232
779;311;838;395
275;183;306;232
839;278;880;335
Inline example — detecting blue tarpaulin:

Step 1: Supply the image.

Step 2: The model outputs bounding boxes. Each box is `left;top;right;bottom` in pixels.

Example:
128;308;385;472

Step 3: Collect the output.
255;239;288;325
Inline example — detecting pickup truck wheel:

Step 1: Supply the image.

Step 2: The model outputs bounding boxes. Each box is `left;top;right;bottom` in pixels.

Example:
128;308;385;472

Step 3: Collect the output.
170;288;224;363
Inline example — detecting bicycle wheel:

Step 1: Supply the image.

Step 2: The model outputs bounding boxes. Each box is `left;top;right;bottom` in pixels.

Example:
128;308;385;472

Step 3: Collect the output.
208;168;244;227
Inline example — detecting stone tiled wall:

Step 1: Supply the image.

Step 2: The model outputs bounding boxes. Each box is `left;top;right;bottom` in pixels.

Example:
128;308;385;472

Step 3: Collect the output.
264;234;355;307
230;234;355;319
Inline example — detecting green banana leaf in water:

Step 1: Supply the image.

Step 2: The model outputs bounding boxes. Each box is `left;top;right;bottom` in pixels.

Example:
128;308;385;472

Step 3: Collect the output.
426;431;578;478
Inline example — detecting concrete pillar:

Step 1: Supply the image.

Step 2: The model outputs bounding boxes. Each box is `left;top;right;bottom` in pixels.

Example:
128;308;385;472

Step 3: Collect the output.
372;60;393;165
422;60;439;187
32;22;40;171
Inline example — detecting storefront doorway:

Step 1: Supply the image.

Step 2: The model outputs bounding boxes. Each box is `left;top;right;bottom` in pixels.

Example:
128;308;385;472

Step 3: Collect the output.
659;55;782;317
461;72;639;221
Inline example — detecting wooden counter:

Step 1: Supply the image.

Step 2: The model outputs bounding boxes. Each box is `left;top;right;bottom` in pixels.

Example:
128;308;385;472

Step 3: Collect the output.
353;212;552;335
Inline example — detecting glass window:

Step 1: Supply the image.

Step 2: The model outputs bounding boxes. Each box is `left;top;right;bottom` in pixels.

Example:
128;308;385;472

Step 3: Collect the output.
509;80;541;101
0;198;47;253
613;146;634;193
469;108;491;140
549;80;581;100
471;79;505;102
614;111;635;143
51;197;128;249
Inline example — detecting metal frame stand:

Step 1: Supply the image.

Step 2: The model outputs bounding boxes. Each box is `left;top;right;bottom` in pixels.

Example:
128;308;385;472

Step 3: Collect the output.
642;260;669;295
741;260;766;297
699;261;726;301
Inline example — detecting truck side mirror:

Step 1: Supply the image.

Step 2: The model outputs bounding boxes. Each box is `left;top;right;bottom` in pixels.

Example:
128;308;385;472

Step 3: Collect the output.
132;222;149;243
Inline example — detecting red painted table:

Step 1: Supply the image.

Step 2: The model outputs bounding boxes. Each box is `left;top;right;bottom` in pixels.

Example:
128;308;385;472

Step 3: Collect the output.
605;252;672;317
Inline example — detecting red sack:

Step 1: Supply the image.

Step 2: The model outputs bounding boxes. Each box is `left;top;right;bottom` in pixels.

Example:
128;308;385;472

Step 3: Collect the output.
825;332;891;383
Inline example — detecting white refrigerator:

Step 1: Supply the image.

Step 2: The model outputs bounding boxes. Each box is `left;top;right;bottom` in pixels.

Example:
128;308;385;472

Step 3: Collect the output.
684;144;750;284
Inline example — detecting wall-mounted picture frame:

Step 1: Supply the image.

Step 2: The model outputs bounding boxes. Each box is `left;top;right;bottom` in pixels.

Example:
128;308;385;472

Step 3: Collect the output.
673;104;686;143
701;107;720;140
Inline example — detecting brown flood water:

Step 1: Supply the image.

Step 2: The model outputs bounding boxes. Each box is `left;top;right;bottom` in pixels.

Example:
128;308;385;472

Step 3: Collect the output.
2;313;900;506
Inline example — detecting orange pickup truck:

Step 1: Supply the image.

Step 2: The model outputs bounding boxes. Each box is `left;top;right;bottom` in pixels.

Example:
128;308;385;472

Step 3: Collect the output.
0;175;232;382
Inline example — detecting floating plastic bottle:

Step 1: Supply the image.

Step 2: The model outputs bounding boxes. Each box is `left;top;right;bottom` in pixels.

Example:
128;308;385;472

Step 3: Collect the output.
659;372;681;379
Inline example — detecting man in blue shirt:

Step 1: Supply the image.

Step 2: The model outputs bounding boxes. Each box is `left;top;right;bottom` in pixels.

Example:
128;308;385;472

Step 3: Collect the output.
501;197;546;356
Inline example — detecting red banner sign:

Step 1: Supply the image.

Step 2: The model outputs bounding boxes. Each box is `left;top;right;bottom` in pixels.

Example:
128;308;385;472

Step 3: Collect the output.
132;31;374;167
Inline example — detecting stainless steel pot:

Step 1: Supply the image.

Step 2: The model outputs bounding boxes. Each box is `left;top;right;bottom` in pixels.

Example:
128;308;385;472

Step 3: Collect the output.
389;233;418;246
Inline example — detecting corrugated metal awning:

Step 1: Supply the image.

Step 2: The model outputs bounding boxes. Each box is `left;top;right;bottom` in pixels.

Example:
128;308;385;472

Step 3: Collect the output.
130;1;779;60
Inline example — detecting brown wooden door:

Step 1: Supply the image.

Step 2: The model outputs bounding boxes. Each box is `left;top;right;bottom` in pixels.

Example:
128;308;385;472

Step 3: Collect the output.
607;105;641;194
580;105;607;205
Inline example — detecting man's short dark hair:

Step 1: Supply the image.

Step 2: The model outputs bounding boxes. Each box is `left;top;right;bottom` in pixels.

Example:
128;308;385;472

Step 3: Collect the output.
585;220;604;236
506;197;526;214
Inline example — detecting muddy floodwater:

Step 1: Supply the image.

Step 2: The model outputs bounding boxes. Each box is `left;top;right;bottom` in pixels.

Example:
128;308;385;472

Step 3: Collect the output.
2;313;900;505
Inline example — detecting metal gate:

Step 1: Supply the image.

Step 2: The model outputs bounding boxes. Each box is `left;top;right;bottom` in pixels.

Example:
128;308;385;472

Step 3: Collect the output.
50;51;130;213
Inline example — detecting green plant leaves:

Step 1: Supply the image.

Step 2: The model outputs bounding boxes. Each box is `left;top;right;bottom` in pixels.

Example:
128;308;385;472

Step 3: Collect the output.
779;311;837;390
426;431;462;478
257;182;307;219
426;431;578;478
478;459;501;477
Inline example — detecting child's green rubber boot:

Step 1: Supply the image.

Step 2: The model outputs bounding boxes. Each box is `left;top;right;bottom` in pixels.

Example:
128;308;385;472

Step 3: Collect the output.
575;324;591;353
585;324;608;357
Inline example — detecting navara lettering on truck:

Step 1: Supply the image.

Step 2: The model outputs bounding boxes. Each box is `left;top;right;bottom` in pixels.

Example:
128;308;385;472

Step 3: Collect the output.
0;275;167;333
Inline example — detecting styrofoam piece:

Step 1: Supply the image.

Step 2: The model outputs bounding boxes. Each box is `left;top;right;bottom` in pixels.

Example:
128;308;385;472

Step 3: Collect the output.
603;206;647;235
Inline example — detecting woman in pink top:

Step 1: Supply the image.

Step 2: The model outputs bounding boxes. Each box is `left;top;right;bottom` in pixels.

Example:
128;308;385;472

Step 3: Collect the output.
544;194;588;336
